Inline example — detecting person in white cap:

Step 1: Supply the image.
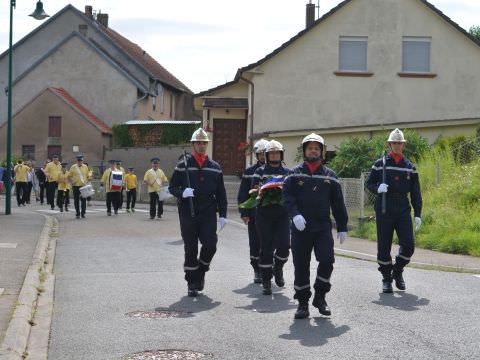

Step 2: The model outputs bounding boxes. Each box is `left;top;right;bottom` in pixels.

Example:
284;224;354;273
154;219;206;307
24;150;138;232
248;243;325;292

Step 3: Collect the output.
169;128;228;297
367;128;423;294
283;133;348;319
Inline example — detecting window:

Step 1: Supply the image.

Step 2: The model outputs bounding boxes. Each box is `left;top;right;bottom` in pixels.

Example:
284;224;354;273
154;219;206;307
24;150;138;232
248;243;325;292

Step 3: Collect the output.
339;36;368;72
48;116;62;137
22;145;35;160
402;37;431;73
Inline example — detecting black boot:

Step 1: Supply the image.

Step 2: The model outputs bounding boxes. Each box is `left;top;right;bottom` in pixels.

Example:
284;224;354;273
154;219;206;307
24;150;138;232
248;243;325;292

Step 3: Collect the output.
312;292;331;316
187;283;198;297
273;264;285;287
253;269;262;284
262;280;272;295
294;302;310;319
197;272;205;291
392;268;406;290
382;279;393;293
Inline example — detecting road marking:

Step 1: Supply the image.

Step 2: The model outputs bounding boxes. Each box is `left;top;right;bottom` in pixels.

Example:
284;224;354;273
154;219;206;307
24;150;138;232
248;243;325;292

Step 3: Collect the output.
0;243;17;248
474;275;480;278
0;288;4;296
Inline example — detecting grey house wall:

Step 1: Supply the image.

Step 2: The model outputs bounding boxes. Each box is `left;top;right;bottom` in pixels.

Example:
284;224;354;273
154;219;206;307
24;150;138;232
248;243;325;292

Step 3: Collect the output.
11;35;138;126
104;145;192;179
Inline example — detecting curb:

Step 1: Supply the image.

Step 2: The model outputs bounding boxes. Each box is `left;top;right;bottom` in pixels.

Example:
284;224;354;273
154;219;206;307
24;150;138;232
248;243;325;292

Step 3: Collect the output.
227;218;480;274
0;216;57;360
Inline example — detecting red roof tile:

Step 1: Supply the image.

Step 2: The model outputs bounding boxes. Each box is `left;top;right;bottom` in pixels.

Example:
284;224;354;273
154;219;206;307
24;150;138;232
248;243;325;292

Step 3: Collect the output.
101;26;192;94
50;87;112;134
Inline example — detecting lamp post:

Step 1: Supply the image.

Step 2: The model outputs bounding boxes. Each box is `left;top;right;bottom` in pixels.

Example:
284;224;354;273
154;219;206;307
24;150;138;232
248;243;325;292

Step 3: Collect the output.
5;0;49;215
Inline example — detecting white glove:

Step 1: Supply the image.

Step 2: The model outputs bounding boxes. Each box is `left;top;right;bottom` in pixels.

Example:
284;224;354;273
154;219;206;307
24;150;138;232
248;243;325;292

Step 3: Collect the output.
293;215;306;231
182;187;194;198
219;217;227;230
337;232;347;244
414;217;421;231
377;183;389;193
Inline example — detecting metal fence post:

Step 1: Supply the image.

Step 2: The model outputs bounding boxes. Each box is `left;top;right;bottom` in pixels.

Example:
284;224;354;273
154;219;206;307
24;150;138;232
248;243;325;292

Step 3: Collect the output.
360;172;365;219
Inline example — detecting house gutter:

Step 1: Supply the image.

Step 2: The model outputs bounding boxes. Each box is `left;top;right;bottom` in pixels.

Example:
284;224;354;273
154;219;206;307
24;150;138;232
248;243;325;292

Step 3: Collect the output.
132;92;148;119
239;76;254;165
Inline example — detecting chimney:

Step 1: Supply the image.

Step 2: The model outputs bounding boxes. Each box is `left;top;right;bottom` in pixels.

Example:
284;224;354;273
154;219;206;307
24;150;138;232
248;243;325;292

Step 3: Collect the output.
306;1;316;28
85;5;93;19
97;13;109;27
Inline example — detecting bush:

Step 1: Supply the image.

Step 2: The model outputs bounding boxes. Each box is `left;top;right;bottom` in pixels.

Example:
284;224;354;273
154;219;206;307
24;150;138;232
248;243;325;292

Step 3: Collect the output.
327;130;430;178
112;124;133;147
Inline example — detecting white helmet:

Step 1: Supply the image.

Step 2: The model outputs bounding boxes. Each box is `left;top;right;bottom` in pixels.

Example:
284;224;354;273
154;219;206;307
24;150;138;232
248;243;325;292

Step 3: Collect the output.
265;140;284;153
190;128;210;142
302;133;325;147
253;139;268;154
387;128;407;143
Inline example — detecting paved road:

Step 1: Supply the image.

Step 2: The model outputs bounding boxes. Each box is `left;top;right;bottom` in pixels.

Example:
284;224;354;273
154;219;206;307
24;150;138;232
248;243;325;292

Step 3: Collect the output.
46;205;480;360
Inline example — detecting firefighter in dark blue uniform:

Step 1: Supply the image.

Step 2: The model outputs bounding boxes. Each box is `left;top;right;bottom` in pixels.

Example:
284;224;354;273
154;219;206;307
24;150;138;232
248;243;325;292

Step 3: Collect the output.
169;128;228;297
367;128;422;293
252;140;291;295
237;139;269;284
284;133;348;319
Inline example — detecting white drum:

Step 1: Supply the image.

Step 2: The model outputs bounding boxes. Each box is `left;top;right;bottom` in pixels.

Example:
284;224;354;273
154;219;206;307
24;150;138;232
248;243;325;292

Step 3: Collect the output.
157;186;173;201
79;184;95;198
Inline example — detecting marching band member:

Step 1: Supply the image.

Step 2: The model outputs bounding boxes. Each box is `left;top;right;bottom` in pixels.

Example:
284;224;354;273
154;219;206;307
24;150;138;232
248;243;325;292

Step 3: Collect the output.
169;128;227;297
284;133;348;319
68;155;91;219
125;167;138;213
44;154;62;210
101;160;123;216
144;158;168;219
57;162;71;212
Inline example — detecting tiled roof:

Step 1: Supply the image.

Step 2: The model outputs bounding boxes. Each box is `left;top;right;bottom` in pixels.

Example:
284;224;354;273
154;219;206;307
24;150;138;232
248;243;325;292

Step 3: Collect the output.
203;98;248;109
50;87;112;134
101;26;192;94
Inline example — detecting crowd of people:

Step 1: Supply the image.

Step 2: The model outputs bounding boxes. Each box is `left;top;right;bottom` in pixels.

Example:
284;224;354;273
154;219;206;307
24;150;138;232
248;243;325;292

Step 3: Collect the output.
1;127;422;320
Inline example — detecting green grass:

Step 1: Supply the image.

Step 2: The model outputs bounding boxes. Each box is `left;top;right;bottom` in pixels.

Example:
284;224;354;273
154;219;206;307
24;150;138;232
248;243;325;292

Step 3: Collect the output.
351;148;480;257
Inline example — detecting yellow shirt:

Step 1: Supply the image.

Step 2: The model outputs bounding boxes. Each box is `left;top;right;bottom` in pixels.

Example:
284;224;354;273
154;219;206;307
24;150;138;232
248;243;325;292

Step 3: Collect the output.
14;164;28;182
101;168;122;193
68;164;90;187
44;161;62;182
124;173;137;190
57;172;71;191
143;168;168;193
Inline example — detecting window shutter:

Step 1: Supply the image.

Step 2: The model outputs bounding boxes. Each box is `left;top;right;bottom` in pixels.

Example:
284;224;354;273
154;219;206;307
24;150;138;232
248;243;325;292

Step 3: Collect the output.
402;37;431;72
339;37;368;71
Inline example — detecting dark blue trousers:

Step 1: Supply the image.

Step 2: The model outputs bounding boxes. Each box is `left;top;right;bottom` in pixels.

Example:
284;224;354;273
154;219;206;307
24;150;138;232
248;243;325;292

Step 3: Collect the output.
247;217;260;269
292;228;334;302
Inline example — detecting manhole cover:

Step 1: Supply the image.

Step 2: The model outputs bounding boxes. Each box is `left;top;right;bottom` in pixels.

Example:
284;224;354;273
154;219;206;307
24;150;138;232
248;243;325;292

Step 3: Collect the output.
125;349;213;359
125;309;192;319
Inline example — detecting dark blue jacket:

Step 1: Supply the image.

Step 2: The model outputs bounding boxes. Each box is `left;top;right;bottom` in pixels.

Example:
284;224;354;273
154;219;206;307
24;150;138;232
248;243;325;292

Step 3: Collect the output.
283;163;348;232
169;155;227;218
367;154;422;217
237;162;263;218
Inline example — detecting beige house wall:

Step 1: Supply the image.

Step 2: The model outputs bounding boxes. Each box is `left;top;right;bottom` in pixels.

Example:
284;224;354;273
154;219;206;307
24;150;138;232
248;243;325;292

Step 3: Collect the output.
250;0;480;135
12;35;138;127
0;90;110;164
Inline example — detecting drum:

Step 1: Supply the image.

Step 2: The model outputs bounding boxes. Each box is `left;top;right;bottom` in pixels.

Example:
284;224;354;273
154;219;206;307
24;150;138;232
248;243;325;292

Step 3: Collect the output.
79;184;95;198
110;171;123;191
157;185;173;201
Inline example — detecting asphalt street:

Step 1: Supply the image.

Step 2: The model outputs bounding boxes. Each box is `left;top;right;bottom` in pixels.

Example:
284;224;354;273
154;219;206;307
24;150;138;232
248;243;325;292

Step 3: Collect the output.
45;204;480;360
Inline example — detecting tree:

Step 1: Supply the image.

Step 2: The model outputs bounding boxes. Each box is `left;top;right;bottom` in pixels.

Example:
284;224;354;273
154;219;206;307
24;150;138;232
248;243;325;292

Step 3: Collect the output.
469;25;480;41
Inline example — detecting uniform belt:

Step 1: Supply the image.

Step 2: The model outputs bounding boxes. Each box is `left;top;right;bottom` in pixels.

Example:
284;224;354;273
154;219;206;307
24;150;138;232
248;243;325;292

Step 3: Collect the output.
387;192;407;199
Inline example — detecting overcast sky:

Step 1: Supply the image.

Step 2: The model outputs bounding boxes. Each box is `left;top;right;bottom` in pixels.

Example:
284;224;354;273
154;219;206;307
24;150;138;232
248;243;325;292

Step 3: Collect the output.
1;0;479;93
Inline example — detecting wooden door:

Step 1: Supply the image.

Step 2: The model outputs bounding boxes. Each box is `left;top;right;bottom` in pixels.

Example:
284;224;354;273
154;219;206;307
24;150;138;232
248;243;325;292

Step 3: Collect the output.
213;119;246;175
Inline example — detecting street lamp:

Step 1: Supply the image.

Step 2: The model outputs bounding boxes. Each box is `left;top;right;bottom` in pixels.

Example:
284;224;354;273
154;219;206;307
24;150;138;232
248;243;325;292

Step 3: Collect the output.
5;0;49;215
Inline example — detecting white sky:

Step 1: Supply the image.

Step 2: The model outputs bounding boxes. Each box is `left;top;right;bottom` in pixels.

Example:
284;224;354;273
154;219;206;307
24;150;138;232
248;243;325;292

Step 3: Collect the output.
1;0;479;93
